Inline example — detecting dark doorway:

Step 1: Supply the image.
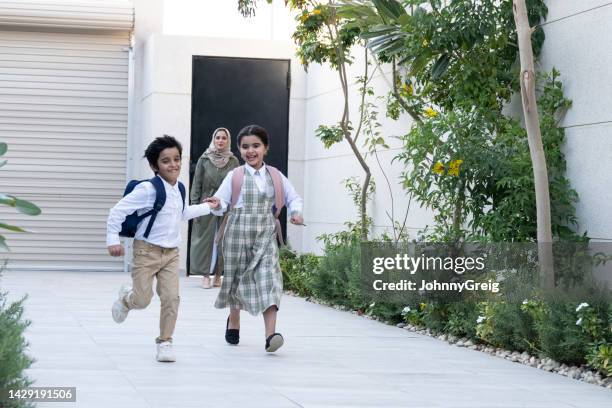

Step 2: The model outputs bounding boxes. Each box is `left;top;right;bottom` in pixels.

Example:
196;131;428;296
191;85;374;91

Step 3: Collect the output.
187;56;291;275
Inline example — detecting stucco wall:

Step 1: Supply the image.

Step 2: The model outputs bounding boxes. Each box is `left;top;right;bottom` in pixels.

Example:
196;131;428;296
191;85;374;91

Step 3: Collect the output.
539;0;612;241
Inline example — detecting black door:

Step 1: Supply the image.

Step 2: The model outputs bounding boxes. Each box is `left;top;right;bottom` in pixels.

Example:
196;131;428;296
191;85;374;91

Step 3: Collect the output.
187;56;291;275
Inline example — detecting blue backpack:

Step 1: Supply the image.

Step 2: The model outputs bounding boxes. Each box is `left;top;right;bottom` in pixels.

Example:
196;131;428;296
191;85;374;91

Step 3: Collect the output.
119;176;186;238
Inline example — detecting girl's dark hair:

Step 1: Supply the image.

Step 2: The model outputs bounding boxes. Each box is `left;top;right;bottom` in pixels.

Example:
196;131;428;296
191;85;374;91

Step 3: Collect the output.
144;135;183;172
237;124;269;147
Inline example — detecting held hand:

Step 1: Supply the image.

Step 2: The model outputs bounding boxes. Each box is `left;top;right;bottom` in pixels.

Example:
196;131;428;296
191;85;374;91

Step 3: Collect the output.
203;196;220;209
107;244;124;257
290;215;304;226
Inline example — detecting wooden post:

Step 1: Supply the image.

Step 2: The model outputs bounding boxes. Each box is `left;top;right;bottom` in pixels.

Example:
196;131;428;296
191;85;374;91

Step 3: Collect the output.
512;0;554;289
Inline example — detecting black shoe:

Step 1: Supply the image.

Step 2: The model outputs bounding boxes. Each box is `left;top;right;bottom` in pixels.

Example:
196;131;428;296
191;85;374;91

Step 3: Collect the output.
265;333;284;352
225;317;239;345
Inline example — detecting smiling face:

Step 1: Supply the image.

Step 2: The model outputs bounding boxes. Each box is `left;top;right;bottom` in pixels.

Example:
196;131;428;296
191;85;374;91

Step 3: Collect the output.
153;147;181;185
239;135;268;169
213;129;229;150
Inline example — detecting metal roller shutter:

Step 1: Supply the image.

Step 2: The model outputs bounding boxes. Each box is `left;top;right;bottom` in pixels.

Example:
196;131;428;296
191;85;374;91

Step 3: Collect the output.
0;0;133;31
0;2;132;271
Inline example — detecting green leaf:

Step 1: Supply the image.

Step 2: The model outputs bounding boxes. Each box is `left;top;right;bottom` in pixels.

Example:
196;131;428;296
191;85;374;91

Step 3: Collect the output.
0;142;6;156
397;14;411;26
361;25;398;39
407;50;432;76
372;0;407;21
0;195;15;207
368;32;401;48
14;198;41;216
431;53;451;80
0;235;9;251
337;3;378;20
373;37;405;56
0;222;27;233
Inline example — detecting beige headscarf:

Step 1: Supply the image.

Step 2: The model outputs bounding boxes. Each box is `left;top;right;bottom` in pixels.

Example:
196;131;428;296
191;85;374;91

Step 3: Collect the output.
203;127;234;168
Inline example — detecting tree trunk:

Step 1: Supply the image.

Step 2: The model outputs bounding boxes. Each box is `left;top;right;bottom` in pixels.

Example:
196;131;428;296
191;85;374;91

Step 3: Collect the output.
327;9;371;241
512;0;554;289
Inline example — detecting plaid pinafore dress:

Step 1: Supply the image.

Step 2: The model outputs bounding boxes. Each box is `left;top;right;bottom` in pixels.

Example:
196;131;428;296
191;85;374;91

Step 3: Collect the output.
214;169;283;315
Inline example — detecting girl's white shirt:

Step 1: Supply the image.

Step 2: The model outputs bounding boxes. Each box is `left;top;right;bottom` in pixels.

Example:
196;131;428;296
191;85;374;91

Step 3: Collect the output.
212;163;303;216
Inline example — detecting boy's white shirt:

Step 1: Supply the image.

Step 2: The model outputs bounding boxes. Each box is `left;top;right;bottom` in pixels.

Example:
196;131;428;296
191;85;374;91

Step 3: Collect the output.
211;163;303;216
106;176;211;248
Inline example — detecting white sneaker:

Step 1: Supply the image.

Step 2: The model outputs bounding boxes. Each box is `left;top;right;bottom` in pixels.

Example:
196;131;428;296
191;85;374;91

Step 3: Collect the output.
111;285;131;323
156;341;176;362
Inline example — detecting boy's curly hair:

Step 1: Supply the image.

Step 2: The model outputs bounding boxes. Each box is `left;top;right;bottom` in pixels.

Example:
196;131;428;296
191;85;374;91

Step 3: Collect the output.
144;135;183;172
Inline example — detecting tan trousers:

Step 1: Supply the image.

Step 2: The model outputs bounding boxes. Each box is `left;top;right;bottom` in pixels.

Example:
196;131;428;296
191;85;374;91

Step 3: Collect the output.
122;239;180;343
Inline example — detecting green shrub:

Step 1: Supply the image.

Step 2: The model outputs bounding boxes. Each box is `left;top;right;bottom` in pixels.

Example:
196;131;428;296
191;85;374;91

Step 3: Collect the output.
532;302;590;364
279;247;319;298
576;302;612;376
366;302;402;324
401;303;426;327
445;302;479;340
477;302;535;352
586;341;612;377
310;239;366;309
420;302;449;334
575;301;611;341
0;290;33;408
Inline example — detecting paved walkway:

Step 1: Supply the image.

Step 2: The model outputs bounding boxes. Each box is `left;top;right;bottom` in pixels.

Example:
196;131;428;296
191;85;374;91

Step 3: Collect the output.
2;270;611;408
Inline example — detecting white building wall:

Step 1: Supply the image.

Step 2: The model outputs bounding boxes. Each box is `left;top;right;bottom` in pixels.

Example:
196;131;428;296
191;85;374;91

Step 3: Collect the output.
540;0;612;241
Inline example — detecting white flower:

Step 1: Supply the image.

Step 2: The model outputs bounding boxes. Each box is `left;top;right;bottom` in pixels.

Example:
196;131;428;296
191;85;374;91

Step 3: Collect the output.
369;302;376;308
575;302;589;312
576;317;583;326
522;299;529;305
402;306;411;314
476;316;486;324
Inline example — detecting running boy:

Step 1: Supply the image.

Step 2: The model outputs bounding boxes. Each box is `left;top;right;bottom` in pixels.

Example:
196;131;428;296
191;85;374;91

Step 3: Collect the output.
106;135;219;362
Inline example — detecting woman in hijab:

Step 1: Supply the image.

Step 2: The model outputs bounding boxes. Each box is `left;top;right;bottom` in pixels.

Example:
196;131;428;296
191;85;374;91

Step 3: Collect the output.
189;127;239;288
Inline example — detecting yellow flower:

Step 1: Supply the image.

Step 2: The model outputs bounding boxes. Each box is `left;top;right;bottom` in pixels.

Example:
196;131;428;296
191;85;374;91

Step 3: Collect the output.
424;107;438;118
448;159;463;177
300;13;309;22
402;83;413;96
419;303;427;311
312;9;322;15
422;39;429;47
433;161;445;175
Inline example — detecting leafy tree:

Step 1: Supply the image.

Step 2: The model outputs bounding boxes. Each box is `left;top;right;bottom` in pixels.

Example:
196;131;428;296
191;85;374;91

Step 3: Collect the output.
237;0;269;17
339;1;579;245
